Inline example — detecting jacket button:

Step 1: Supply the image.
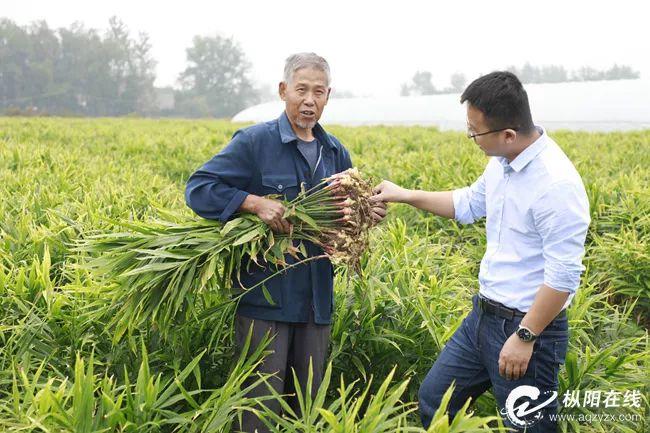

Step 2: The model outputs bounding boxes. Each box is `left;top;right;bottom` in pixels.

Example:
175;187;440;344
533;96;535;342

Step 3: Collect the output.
278;184;283;190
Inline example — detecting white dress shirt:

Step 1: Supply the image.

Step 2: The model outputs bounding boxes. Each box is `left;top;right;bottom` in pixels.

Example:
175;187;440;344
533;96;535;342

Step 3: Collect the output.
453;126;590;312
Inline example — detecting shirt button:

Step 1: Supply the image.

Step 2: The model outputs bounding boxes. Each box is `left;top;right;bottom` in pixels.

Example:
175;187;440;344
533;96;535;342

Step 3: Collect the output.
278;184;284;190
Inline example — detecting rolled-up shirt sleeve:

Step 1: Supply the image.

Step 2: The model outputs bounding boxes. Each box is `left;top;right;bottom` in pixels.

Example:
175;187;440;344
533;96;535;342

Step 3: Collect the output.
532;180;590;293
185;130;253;222
452;173;487;224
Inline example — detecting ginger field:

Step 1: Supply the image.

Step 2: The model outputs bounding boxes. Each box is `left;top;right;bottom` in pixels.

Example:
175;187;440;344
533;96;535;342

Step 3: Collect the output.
0;117;648;432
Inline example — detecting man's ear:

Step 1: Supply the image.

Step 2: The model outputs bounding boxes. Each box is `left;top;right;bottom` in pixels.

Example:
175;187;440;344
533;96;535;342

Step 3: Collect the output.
325;87;331;104
279;81;287;101
505;129;517;144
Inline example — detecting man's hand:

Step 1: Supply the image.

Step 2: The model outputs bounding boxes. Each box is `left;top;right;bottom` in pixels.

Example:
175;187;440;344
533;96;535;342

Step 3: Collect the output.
372;180;411;203
371;199;387;224
240;195;292;233
372;182;455;219
498;333;534;380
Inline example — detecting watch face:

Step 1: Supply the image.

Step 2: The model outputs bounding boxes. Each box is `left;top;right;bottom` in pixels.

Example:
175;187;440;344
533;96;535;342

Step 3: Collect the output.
517;327;533;341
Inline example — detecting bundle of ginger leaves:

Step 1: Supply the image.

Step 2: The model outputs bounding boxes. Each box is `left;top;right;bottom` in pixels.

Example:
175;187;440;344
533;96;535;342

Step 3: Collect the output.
76;168;377;341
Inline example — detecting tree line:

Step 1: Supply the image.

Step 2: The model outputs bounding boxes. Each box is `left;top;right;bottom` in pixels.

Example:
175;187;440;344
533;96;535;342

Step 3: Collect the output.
400;63;640;97
0;17;643;115
0;17;259;117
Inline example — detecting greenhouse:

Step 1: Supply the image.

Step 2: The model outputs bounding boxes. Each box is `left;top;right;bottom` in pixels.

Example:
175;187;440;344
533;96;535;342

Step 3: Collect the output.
233;79;650;131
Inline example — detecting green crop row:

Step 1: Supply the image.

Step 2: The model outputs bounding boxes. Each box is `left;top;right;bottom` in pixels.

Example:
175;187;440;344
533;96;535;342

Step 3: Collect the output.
0;117;647;432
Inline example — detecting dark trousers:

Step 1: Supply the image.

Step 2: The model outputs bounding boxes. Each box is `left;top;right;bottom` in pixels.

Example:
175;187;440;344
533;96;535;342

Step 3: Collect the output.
418;295;569;432
234;310;331;433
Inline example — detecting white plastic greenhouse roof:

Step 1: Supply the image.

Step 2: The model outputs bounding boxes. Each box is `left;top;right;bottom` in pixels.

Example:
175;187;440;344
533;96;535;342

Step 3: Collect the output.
232;79;650;131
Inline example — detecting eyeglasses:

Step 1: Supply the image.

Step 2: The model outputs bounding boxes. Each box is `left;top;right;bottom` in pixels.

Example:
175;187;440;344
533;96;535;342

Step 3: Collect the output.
466;126;519;140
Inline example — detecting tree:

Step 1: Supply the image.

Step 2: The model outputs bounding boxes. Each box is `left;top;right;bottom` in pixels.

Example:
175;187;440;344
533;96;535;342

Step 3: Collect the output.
0;17;157;116
450;72;467;93
540;65;568;83
177;34;258;118
55;22;107;114
400;71;436;97
102;17;157;115
411;71;436;95
0;19;50;110
603;64;639;80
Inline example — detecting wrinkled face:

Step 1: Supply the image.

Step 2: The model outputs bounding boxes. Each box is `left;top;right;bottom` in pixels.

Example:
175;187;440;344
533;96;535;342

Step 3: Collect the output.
466;103;516;157
279;67;330;131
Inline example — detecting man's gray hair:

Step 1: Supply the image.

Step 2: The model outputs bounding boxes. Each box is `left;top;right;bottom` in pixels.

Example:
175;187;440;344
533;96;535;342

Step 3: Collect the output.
283;52;331;86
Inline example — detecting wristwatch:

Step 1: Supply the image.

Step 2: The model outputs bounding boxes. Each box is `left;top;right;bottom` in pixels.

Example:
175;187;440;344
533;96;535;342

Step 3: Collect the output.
516;325;538;342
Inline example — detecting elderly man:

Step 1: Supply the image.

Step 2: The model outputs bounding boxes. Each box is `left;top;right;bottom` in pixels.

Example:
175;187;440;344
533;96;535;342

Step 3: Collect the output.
373;72;590;432
185;52;386;432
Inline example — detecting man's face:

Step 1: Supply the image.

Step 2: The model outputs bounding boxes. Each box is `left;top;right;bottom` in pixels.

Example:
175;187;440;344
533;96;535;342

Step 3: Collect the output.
466;103;512;157
279;67;330;131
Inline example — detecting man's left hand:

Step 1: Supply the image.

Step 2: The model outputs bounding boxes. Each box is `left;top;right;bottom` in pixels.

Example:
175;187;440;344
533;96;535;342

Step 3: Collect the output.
498;333;534;380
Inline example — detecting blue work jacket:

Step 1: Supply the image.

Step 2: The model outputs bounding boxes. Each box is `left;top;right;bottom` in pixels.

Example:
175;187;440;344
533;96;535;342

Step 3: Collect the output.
185;112;353;324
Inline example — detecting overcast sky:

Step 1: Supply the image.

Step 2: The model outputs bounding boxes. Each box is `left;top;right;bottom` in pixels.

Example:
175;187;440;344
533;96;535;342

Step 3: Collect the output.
4;0;649;97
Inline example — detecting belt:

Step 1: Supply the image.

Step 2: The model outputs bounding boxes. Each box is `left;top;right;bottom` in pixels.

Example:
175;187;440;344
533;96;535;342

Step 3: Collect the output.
478;295;567;320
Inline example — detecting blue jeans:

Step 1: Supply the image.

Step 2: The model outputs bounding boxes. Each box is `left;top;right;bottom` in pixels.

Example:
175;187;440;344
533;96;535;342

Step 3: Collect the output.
418;295;569;432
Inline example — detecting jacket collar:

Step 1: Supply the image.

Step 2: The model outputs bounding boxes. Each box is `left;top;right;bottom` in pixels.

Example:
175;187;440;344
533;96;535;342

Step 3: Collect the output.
278;111;336;151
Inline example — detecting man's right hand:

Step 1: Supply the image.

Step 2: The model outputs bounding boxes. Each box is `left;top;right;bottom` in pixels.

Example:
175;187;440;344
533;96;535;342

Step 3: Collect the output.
372;181;455;219
372;180;411;203
240;195;292;233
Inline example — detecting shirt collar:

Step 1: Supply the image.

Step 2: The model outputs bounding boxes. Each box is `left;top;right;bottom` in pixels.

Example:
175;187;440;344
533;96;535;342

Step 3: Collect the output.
278;111;336;150
498;125;547;173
